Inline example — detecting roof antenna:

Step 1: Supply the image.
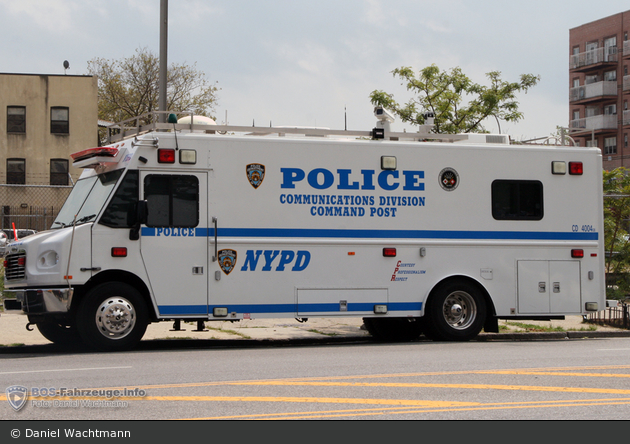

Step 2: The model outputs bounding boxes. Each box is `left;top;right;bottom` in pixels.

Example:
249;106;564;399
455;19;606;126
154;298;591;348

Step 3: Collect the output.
63;60;69;75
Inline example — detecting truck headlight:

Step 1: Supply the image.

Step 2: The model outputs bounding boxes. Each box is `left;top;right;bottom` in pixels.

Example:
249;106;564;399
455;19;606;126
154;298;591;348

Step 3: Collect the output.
38;250;59;268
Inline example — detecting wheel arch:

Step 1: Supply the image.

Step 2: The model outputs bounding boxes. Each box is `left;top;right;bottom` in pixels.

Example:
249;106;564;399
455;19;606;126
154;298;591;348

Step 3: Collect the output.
425;275;498;332
71;270;157;322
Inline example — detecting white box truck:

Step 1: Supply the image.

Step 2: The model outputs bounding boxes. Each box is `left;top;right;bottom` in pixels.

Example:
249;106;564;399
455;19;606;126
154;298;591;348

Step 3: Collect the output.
2;109;605;351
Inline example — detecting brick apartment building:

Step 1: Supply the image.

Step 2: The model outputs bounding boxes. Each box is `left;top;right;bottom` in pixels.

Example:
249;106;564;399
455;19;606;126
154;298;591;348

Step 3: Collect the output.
569;10;630;170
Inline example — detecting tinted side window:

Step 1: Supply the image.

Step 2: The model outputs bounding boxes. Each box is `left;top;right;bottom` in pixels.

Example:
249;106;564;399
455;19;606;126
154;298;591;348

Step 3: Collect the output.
144;175;199;228
492;180;543;221
99;170;139;228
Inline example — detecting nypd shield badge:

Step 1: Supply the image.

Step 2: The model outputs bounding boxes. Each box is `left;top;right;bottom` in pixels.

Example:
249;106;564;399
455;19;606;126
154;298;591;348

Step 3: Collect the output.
218;249;237;275
246;163;265;189
6;385;28;411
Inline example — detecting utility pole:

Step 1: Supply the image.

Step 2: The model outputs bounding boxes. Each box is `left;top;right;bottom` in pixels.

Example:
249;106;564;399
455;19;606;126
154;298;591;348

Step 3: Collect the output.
158;0;168;123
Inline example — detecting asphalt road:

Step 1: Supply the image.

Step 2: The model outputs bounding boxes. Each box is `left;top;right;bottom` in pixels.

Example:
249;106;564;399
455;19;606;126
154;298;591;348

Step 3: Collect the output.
1;333;630;421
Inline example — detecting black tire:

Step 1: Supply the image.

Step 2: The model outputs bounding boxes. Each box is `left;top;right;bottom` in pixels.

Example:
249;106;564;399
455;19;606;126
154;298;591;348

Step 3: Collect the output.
76;282;148;351
362;317;423;342
35;320;81;346
423;280;487;341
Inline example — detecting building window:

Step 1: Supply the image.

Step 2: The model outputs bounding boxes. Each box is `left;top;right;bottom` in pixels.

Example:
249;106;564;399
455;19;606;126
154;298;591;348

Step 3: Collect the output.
586;138;598;148
604;137;617;155
604;70;617;81
50;107;69;134
50;159;69;185
604;104;617;115
625;134;628;148
585;74;598;84
7;158;25;184
7;106;26;134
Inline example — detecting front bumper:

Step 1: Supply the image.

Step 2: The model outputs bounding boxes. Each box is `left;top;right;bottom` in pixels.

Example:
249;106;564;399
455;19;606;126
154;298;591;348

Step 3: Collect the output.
3;288;74;314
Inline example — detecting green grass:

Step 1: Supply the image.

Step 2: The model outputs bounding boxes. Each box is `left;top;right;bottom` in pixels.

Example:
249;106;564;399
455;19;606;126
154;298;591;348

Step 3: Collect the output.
307;329;338;336
205;326;252;339
503;321;566;332
502;321;598;333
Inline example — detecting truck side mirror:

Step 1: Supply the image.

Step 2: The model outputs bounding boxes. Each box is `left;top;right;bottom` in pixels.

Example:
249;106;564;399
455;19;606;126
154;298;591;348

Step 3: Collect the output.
129;200;148;241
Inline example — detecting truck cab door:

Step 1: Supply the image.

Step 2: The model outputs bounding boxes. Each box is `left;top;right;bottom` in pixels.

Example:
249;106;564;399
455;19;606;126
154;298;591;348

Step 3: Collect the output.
139;172;208;317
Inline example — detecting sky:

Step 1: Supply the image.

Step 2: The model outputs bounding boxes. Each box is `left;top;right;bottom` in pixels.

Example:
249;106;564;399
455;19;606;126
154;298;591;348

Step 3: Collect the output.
1;0;629;141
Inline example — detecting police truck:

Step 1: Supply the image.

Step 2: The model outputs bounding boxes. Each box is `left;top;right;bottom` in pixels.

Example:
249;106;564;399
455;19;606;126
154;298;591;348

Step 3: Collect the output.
2;108;605;351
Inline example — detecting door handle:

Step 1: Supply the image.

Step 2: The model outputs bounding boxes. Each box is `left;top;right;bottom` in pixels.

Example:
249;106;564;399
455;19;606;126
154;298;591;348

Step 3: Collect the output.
212;217;218;262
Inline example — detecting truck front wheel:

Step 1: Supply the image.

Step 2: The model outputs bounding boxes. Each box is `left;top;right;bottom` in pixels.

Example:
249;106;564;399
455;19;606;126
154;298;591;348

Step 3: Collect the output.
35;320;80;347
76;282;148;351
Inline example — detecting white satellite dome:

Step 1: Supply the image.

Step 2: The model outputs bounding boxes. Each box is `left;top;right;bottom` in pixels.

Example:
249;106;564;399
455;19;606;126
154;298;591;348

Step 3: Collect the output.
177;115;216;133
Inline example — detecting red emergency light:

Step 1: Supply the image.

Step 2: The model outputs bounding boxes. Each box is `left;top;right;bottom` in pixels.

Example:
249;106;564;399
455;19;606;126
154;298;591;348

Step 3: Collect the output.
158;149;176;164
568;162;583;175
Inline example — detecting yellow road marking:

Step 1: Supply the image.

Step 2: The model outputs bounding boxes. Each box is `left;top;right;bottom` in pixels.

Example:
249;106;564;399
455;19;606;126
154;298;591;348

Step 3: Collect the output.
94;365;630;391
227;380;630;395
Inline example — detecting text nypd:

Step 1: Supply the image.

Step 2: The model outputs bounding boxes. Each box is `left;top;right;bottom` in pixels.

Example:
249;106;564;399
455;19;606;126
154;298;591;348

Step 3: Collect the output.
241;250;311;271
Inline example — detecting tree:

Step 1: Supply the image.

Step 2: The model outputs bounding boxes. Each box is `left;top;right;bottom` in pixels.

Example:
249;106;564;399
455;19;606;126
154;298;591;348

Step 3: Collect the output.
603;167;630;299
87;47;219;127
369;64;540;134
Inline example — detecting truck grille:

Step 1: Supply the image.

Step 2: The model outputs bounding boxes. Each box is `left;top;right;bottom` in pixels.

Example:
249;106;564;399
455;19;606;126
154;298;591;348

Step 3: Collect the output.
4;252;26;280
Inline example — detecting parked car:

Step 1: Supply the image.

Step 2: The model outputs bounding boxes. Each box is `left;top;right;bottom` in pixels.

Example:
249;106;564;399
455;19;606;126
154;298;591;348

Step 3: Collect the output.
0;231;7;257
0;229;37;256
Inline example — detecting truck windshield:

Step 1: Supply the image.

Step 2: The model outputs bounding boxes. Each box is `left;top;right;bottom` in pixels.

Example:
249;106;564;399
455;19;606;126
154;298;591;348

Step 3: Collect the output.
52;169;124;229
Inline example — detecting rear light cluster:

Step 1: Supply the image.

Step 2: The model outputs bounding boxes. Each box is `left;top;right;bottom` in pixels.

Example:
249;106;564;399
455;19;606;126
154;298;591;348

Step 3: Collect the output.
571;249;584;258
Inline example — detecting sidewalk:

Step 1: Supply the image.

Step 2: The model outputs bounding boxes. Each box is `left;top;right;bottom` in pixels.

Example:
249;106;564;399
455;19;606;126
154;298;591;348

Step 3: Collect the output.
0;311;629;347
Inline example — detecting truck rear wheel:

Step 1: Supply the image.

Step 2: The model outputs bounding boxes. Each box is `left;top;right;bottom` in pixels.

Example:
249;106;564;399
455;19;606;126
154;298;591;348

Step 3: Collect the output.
76;282;148;351
423;280;486;341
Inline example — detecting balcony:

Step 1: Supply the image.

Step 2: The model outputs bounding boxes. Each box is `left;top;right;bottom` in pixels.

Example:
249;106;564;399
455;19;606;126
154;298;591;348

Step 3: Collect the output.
624;75;630;91
625;40;630;58
624;110;630;126
570;47;618;71
570;114;618;134
570;81;617;103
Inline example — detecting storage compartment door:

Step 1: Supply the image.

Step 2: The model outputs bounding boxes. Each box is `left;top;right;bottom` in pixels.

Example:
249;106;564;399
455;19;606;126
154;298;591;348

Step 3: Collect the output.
549;261;581;313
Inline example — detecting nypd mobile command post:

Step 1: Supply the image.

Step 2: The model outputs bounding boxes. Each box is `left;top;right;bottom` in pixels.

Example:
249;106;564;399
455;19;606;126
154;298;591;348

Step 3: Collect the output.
2;108;605;351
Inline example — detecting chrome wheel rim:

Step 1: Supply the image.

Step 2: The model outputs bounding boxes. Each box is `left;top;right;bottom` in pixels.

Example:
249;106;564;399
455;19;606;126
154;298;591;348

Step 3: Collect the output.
442;291;476;330
95;297;136;340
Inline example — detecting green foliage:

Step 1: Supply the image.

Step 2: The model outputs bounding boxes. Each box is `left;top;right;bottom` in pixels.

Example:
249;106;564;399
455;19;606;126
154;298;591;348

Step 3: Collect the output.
603;168;630;298
87;47;220;127
370;64;540;134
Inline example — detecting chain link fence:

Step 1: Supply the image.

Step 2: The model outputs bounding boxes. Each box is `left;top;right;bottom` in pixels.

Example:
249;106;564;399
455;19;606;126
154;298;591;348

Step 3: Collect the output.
0;184;72;232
